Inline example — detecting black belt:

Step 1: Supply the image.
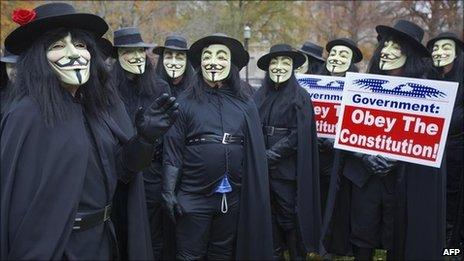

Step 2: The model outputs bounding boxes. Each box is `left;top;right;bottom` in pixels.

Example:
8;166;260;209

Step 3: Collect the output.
73;204;111;231
263;126;292;136
186;133;244;145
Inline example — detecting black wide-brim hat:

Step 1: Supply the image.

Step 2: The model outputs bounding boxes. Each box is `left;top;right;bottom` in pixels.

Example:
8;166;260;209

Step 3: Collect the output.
113;27;155;49
297;41;324;63
257;44;306;70
376;20;429;57
5;3;108;55
0;50;18;64
426;32;464;51
326;38;363;63
188;33;249;70
153;35;189;55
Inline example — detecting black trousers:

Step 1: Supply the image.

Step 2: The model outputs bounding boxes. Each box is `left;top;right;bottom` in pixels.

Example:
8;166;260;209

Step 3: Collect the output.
270;178;297;231
350;174;396;250
176;190;240;260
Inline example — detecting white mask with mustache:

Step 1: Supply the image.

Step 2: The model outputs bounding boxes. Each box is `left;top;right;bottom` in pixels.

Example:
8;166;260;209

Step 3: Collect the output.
269;56;293;83
47;33;91;86
294;54;308;74
118;47;146;74
163;49;187;79
326;45;353;74
201;44;231;83
432;39;456;68
379;40;406;70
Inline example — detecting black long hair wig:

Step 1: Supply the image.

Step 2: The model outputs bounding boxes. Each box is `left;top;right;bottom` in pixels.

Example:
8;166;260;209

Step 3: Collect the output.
111;52;166;98
10;28;118;125
367;34;437;79
154;53;195;96
186;64;250;101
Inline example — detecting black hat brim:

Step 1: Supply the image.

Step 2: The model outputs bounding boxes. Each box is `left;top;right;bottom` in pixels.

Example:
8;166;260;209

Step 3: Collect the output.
296;49;325;63
326;39;363;63
426;34;464;51
153;45;189;55
0;55;18;64
376;25;430;57
257;50;306;71
5;13;108;55
188;35;249;70
113;42;155;48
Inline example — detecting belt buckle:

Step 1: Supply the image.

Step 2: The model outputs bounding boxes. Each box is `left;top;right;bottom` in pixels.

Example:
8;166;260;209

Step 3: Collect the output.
222;133;231;144
267;126;275;136
103;205;111;221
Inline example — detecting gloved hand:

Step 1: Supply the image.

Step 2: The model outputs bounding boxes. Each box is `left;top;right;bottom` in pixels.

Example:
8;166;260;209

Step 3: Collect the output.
362;155;398;176
161;165;183;223
266;149;281;169
135;93;179;144
318;138;335;152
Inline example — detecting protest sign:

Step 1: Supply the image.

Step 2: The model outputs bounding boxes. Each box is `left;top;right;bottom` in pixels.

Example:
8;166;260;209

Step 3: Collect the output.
297;74;344;138
334;72;458;168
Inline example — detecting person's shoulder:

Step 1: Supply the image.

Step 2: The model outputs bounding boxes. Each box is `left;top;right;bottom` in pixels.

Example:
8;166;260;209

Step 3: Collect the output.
2;96;44;129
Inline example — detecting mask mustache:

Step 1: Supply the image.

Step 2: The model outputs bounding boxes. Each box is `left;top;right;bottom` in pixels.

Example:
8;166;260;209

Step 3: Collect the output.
55;57;88;67
380;52;400;61
128;57;145;64
166;63;183;69
432;54;449;60
328;59;345;66
204;63;225;71
270;68;288;74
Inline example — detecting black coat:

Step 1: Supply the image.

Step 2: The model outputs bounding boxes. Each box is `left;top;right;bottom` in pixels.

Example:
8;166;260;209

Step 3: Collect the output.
254;77;321;253
163;82;274;259
0;95;153;260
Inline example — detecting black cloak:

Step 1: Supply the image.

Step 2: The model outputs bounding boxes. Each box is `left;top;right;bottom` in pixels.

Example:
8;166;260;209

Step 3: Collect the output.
0;96;153;260
254;76;321;253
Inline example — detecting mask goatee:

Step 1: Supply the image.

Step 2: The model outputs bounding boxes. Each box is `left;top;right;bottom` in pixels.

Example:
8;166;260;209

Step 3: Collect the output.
437;60;441;67
171;71;176;78
211;72;216;82
75;69;82;84
331;65;335;73
380;61;385;70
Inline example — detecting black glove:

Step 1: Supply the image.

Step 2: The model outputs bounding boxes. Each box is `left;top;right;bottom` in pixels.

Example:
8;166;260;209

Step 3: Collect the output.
135;93;179;144
318;137;334;152
266;149;281;169
161;165;183;223
361;155;398;176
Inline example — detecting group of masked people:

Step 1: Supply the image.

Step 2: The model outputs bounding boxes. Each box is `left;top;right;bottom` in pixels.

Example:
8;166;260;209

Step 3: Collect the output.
1;3;463;261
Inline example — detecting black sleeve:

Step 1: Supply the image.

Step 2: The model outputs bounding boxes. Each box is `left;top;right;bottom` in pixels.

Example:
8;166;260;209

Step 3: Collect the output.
163;105;186;168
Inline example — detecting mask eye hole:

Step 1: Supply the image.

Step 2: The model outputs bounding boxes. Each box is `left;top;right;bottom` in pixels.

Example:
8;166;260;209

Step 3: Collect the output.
50;42;65;50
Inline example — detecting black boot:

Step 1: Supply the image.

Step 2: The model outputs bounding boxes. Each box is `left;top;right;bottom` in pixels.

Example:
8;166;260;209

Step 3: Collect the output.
285;230;305;260
353;246;373;261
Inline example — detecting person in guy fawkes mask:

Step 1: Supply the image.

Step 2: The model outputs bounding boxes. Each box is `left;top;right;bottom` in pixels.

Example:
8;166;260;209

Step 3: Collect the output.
154;35;195;98
323;20;444;261
428;32;464;251
1;3;179;260
162;33;273;260
318;38;363;213
110;26;172;260
152;34;194;260
0;49;18;117
254;44;321;260
294;41;325;75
